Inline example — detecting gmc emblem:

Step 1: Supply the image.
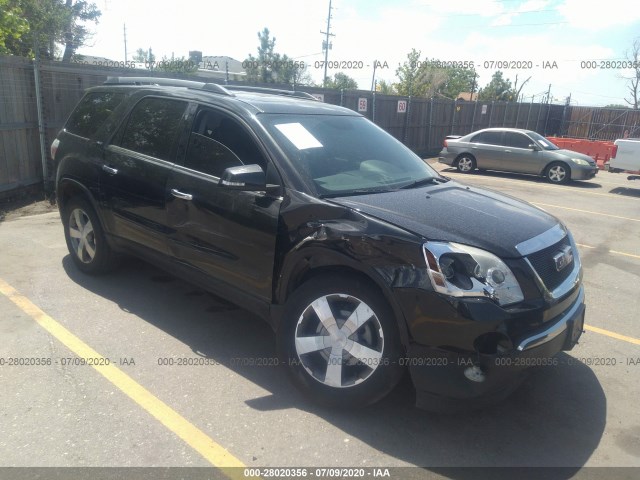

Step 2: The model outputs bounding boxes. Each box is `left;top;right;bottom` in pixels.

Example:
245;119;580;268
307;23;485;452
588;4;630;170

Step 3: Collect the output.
553;245;573;272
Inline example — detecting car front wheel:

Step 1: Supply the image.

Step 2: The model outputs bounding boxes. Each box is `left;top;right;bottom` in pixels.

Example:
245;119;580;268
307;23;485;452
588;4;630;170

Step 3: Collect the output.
277;275;405;407
546;162;570;184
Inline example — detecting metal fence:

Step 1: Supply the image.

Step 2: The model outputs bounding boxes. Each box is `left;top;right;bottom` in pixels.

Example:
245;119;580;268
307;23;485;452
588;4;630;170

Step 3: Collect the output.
0;54;624;196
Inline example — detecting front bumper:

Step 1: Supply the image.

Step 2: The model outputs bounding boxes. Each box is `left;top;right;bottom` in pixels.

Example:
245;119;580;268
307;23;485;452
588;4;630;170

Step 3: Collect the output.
572;165;598;180
399;285;585;410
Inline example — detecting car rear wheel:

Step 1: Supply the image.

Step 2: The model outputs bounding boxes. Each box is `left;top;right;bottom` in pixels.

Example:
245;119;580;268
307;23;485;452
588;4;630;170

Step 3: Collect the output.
455;155;476;173
277;275;404;407
546;162;570;184
63;197;116;274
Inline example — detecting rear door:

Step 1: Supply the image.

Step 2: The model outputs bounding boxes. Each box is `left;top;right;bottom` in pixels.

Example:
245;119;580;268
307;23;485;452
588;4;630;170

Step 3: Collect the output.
101;96;189;254
165;105;282;302
468;131;504;169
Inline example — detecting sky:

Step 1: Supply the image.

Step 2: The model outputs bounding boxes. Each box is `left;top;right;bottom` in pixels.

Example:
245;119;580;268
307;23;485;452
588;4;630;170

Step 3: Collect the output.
76;0;640;107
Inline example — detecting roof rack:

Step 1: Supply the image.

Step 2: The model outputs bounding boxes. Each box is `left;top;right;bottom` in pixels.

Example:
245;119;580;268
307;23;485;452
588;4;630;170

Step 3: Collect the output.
223;85;318;100
103;77;233;96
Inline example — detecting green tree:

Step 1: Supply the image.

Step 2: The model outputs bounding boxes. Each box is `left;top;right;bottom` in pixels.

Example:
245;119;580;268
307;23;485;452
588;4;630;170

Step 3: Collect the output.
0;0;29;54
0;0;100;60
440;67;478;100
132;47;155;64
325;72;358;90
243;27;312;85
376;79;396;94
478;71;516;102
395;49;424;95
395;49;476;98
61;0;101;61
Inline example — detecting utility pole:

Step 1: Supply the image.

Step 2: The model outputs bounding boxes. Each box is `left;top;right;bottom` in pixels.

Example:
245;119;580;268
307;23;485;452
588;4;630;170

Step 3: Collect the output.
320;0;335;86
123;23;128;61
371;61;377;91
546;84;551;104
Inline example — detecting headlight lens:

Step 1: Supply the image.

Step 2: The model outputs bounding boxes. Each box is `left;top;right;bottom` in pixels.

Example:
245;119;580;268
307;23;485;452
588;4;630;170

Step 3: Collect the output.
571;158;590;166
423;242;524;306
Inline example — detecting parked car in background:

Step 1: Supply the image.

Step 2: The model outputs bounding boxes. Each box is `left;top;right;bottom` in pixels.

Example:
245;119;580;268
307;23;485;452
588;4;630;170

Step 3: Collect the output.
439;128;598;184
605;138;640;181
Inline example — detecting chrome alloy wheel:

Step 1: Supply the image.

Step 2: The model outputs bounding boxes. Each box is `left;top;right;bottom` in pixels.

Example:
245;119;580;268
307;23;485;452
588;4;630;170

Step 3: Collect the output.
294;293;384;388
68;208;96;263
548;165;567;182
457;156;474;172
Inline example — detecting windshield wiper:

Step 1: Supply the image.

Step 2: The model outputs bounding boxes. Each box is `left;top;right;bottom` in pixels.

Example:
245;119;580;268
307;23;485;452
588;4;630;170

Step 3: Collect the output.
400;176;449;189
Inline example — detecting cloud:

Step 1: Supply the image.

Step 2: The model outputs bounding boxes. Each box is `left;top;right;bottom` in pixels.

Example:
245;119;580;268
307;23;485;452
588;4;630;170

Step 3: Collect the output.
556;0;640;30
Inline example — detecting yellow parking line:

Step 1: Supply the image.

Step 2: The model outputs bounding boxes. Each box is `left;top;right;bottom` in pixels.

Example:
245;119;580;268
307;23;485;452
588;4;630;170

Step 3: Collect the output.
585;325;640;346
609;249;640;260
533;203;640;222
0;277;246;475
576;243;640;259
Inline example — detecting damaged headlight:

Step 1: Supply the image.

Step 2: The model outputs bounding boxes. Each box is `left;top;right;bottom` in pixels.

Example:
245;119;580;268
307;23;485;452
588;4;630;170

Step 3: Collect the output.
423;242;524;306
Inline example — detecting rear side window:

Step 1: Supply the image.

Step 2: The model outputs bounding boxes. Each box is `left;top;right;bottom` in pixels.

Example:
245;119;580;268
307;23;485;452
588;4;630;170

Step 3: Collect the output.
470;131;503;145
119;97;188;161
65;92;125;138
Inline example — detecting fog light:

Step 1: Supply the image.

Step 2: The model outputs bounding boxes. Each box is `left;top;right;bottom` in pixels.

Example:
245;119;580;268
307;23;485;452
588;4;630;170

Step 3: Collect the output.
464;365;486;383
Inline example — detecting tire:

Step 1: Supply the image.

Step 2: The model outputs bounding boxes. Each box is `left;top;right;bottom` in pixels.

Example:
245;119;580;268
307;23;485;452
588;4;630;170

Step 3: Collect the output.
545;162;570;184
455;154;476;173
277;275;405;408
62;196;116;274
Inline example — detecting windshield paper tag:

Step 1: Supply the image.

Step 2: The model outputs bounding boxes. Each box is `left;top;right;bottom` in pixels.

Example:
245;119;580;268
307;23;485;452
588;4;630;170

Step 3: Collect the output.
275;123;323;150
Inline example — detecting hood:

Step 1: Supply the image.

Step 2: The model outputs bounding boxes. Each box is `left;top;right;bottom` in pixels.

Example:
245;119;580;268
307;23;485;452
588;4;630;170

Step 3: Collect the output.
329;181;559;258
554;149;596;164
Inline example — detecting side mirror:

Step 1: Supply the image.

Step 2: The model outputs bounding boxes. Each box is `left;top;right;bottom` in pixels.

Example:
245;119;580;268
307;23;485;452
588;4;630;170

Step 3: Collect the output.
529;143;541;151
219;164;266;191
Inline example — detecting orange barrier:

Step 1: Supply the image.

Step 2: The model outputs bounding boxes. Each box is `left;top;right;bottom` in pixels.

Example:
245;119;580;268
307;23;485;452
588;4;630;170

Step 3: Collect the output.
546;137;618;169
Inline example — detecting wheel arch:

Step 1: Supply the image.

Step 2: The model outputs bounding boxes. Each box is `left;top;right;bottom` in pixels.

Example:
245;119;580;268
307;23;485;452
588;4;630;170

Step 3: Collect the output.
57;178;107;229
455;151;476;162
273;248;412;348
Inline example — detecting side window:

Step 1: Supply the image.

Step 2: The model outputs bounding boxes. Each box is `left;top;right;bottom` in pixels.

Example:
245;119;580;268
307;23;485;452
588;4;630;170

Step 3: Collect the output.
471;131;502;145
184;108;266;177
119;97;188;161
503;132;533;149
66;92;125;138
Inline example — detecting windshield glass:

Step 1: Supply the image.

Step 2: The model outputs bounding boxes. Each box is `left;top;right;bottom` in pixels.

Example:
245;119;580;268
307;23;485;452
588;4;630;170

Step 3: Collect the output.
261;114;437;196
528;131;559;150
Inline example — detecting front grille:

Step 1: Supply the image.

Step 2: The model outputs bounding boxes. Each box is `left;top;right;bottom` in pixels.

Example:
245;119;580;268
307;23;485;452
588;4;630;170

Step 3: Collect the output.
526;236;574;292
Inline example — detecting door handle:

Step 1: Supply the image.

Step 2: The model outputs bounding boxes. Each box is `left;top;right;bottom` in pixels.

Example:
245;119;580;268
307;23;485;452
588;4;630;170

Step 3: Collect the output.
170;188;193;201
102;165;118;175
504;149;512;153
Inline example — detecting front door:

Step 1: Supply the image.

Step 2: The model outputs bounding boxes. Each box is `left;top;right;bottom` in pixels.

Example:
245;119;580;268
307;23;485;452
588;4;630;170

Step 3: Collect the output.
166;106;281;302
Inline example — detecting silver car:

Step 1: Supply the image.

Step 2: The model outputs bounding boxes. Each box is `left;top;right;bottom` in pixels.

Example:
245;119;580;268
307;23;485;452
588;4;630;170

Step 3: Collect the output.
439;128;598;184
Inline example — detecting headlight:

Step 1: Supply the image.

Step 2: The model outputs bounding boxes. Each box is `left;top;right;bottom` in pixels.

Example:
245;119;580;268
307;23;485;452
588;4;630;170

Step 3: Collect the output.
423;242;524;306
570;158;590;166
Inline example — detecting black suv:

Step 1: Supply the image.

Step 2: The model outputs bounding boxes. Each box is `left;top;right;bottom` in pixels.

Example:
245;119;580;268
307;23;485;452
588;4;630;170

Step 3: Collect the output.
53;77;585;410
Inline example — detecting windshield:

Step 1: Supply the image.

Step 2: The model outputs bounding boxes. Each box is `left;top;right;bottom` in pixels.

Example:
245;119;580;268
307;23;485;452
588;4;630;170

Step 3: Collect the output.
261;114;438;196
528;131;559;150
